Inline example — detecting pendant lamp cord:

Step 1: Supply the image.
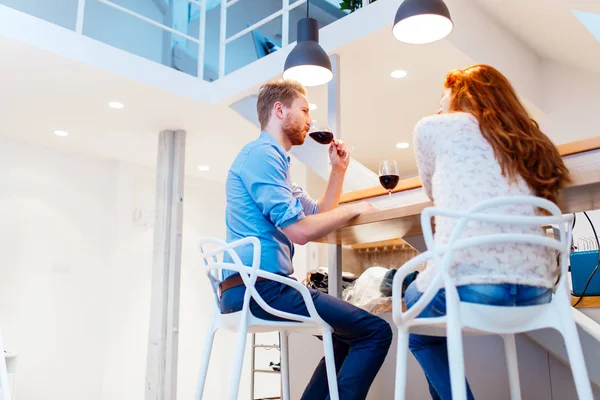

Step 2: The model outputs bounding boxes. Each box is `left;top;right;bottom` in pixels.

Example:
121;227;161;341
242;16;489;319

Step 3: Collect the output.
307;0;309;18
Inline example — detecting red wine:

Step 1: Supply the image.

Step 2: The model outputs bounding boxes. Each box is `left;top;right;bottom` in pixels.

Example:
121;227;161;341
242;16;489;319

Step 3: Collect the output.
309;131;334;144
379;175;400;191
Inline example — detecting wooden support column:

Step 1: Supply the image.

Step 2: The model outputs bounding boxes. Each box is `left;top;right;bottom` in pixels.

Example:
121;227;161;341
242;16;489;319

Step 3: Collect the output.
145;129;186;400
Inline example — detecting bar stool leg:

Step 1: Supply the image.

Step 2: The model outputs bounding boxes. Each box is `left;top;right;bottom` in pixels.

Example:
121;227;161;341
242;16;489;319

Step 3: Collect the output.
280;331;290;400
502;334;521;400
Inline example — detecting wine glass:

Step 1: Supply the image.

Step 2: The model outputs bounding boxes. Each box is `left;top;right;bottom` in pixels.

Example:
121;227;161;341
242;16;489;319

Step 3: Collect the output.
379;160;399;207
308;124;334;145
308;124;352;160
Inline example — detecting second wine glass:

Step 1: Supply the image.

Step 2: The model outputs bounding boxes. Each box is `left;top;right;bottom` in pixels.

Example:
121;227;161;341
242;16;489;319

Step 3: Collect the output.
379;160;399;207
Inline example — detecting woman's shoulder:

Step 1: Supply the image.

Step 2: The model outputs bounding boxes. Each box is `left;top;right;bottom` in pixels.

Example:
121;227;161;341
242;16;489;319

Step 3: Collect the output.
414;112;479;134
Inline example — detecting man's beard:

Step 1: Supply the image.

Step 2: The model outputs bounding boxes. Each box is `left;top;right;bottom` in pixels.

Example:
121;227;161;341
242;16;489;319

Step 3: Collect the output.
282;114;307;146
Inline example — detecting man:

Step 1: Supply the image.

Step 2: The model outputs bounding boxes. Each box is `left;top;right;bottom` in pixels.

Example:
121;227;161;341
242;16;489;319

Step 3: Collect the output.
220;79;393;400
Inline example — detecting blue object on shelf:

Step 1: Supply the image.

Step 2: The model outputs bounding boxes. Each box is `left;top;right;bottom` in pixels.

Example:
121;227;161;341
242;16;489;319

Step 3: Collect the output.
570;250;600;296
251;27;281;59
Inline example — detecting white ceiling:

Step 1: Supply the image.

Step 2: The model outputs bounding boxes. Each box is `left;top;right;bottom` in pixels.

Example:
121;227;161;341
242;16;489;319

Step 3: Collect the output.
305;0;600;176
1;0;598;183
306;28;474;178
0;25;471;182
474;0;600;73
0;35;256;183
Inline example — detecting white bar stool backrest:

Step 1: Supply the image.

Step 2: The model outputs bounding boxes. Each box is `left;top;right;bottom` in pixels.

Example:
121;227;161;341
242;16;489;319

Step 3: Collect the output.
392;196;593;400
195;237;339;400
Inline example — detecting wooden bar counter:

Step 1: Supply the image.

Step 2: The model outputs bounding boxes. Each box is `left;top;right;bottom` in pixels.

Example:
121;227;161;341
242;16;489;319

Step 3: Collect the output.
315;137;600;246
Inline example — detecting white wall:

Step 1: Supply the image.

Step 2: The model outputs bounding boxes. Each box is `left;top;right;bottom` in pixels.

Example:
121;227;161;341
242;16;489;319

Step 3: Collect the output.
542;60;600;144
444;0;543;108
0;133;314;400
573;210;600;250
0;134;259;399
97;161;239;400
563;149;600;271
0;135;116;399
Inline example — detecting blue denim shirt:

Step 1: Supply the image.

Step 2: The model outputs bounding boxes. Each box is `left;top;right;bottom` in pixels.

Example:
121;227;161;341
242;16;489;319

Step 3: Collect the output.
224;132;318;278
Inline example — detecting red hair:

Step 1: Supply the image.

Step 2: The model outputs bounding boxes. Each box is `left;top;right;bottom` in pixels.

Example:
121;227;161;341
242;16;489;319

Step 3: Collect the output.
445;64;569;204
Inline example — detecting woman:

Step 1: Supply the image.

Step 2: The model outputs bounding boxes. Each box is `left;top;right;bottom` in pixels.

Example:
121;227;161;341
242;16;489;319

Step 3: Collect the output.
406;64;570;399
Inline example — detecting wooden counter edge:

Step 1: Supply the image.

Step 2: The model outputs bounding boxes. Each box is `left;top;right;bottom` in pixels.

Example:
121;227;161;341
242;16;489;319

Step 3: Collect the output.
559;136;600;157
341;137;600;204
571;295;600;308
350;238;411;250
340;176;422;204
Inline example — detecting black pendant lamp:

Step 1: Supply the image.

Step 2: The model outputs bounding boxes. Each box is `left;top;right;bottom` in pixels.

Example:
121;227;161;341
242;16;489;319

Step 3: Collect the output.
283;1;333;86
392;0;453;44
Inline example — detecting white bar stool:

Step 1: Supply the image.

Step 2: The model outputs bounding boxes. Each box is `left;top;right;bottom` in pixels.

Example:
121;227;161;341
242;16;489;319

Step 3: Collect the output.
195;237;339;400
392;196;593;400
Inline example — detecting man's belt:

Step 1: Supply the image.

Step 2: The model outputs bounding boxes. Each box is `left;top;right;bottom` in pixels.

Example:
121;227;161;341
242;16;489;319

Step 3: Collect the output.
219;274;268;295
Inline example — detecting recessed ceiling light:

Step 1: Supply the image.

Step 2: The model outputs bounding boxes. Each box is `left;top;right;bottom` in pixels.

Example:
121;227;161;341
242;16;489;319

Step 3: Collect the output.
391;70;408;79
396;142;410;149
108;101;124;109
197;165;210;171
309;103;317;111
54;130;68;137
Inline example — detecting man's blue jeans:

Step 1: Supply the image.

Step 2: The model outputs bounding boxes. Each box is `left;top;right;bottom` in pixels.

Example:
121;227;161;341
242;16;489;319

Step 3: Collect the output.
221;279;393;400
404;282;552;400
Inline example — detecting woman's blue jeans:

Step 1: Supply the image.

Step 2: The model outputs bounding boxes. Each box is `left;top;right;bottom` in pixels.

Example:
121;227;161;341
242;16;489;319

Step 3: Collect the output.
404;282;552;400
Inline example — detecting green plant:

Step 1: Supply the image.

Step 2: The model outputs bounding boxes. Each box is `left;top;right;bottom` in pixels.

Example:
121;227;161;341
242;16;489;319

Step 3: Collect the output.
339;0;377;13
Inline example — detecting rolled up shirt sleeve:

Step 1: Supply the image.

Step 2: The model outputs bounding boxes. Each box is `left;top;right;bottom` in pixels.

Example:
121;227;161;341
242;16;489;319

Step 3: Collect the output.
239;144;306;229
292;184;319;216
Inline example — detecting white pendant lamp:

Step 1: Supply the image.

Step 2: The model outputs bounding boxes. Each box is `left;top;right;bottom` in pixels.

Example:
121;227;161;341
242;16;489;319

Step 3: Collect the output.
392;0;454;45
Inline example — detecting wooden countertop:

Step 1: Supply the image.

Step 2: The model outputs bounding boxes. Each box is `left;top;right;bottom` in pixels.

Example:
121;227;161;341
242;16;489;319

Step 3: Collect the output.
315;137;600;245
340;137;600;204
314;201;430;245
572;296;600;308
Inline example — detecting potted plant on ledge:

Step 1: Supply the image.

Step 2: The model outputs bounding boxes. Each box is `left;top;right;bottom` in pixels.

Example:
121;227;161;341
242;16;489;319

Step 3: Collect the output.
339;0;377;13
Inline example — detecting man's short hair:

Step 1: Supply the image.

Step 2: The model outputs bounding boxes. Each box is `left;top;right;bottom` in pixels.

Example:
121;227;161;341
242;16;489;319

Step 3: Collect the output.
257;79;307;129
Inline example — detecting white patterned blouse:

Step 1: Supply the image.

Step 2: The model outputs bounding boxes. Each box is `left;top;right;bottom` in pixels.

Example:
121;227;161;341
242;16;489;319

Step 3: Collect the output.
413;112;555;292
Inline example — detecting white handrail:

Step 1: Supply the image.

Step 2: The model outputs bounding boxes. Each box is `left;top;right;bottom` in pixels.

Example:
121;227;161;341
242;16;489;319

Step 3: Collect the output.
226;10;282;44
86;0;374;80
76;0;86;34
96;0;202;45
226;0;243;7
219;0;227;78
219;0;306;78
192;0;207;79
282;0;290;46
226;0;306;44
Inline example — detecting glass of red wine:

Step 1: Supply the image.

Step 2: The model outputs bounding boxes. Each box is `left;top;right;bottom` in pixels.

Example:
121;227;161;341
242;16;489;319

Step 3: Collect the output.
379;160;399;207
308;124;352;161
308;124;334;145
